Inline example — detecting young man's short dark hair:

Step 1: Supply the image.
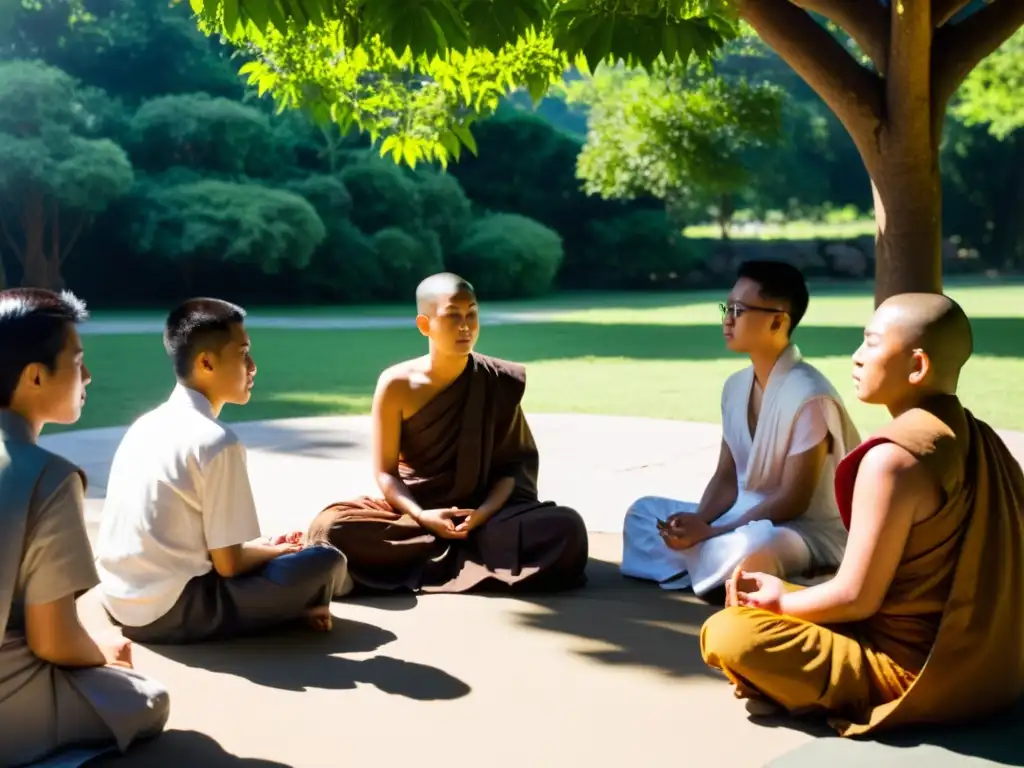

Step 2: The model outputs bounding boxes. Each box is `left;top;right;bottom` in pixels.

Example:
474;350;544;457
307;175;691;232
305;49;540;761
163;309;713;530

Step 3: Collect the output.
164;298;247;380
736;259;810;334
0;288;89;408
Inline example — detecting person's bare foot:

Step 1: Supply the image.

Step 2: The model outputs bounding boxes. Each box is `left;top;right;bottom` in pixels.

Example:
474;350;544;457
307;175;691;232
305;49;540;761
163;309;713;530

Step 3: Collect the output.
744;698;784;717
305;605;333;632
732;682;783;717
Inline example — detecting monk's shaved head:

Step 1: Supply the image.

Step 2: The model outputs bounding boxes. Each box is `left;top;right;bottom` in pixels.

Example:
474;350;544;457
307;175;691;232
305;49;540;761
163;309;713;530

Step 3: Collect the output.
416;272;475;316
876;293;973;384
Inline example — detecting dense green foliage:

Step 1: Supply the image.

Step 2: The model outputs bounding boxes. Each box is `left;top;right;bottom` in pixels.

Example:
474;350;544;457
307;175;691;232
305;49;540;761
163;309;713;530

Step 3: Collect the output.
0;0;1021;302
565;59;785;236
956;27;1024;141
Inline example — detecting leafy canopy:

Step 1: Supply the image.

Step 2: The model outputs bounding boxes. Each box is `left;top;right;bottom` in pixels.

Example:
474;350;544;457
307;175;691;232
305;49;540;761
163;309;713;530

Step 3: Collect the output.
564;60;783;219
954;27;1024;140
186;0;740;167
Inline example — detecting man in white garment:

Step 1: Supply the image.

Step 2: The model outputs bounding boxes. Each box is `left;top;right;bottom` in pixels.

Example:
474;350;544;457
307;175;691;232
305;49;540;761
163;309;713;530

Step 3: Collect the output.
94;298;349;644
621;260;860;598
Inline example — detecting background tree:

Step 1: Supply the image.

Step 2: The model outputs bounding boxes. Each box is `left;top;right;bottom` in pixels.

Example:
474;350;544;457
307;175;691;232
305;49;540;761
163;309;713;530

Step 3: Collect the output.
953;26;1024;141
564;62;784;238
188;0;1024;302
0;59;133;289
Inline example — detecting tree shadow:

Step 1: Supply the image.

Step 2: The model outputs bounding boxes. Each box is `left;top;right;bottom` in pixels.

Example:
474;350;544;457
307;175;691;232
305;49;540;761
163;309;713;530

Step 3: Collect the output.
88;730;293;767
147;618;470;701
765;697;1024;766
505;557;720;680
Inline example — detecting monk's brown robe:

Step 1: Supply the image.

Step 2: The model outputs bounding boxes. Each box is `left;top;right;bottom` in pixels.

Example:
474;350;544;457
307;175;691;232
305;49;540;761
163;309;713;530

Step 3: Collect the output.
700;394;1024;736
307;353;589;594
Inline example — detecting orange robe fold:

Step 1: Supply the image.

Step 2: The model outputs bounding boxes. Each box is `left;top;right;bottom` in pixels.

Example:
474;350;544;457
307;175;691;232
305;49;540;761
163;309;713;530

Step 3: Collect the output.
701;395;1024;736
306;353;589;594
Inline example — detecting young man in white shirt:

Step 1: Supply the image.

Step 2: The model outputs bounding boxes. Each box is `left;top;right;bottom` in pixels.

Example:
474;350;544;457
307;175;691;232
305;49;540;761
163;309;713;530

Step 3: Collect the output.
621;261;860;599
94;298;349;644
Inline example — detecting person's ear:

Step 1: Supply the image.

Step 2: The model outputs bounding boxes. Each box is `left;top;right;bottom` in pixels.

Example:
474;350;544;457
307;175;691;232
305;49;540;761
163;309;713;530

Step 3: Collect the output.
415;314;430;337
196;351;215;375
19;362;45;390
908;349;930;385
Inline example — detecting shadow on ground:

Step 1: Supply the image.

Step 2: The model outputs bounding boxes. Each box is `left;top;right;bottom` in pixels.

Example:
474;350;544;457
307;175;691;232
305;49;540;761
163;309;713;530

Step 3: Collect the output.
92;731;292;767
147;617;470;701
768;697;1024;767
507;557;720;680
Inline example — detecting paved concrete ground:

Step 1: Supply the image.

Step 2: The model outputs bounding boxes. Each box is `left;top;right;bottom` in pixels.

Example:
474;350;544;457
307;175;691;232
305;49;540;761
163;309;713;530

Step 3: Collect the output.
39;414;1024;768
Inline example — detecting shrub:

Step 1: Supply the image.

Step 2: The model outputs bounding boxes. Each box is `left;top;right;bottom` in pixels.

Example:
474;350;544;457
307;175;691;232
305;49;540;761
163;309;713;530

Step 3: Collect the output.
372;227;445;300
130;179;326;275
415;170;472;254
585;210;707;289
450;213;564;299
341;157;421;234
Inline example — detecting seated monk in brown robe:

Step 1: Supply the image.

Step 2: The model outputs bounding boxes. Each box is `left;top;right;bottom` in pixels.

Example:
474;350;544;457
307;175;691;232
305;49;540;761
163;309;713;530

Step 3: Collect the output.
306;272;589;594
700;292;1024;736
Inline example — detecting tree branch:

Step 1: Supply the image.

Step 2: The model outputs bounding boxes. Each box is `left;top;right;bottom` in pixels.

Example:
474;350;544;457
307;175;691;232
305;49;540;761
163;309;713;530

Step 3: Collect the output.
738;0;885;167
60;213;88;264
933;0;1024;112
933;0;973;27
0;212;24;263
791;0;890;73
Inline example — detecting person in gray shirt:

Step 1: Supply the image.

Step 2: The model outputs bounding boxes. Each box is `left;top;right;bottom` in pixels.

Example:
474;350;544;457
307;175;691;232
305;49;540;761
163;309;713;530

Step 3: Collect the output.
0;288;169;767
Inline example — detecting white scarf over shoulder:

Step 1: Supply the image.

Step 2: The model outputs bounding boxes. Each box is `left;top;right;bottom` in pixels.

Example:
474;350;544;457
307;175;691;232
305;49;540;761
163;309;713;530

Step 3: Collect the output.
725;343;861;496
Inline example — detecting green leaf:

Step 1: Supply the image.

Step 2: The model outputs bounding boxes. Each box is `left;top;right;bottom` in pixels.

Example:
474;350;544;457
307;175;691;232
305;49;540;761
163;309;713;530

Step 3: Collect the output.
241;0;270;31
379;134;401;159
266;0;289;31
662;22;679;64
439;129;462;161
222;0;241;36
450;122;477;155
402;140;420;168
189;0;204;14
581;17;613;71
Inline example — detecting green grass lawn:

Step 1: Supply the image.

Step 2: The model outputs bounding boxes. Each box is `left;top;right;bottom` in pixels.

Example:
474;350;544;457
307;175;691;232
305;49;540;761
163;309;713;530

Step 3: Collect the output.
683;219;877;240
69;283;1024;436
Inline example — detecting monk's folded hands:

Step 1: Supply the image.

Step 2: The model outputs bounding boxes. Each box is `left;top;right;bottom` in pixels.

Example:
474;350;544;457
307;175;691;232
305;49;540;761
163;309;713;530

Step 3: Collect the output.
415;507;472;539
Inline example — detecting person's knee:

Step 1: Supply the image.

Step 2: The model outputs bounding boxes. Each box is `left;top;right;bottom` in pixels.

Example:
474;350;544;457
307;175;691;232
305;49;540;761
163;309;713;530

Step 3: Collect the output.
736;546;784;578
700;606;767;670
625;496;662;522
142;684;171;737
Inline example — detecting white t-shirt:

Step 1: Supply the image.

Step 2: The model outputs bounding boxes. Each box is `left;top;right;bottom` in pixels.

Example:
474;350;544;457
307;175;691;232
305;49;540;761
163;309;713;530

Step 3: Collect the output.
94;384;261;627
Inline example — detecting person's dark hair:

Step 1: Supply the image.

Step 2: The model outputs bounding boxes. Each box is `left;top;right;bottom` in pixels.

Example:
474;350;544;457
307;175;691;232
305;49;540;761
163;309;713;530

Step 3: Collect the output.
736;259;810;334
0;288;89;408
164;298;246;380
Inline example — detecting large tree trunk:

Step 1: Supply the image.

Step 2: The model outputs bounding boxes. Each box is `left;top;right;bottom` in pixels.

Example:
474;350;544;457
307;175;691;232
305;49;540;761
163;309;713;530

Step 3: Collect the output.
870;174;943;303
740;0;1024;305
865;0;944;304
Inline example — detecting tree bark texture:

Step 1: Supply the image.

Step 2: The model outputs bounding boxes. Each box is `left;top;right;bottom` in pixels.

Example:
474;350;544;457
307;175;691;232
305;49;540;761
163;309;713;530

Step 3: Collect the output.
739;0;1024;305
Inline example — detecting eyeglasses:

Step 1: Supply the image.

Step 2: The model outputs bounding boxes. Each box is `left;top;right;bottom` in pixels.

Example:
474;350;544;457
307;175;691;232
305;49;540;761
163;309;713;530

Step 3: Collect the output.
719;302;786;321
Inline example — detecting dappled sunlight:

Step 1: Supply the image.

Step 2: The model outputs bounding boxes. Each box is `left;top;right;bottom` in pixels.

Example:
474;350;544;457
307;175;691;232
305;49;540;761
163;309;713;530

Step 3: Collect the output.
507;558;720;680
263;391;373;414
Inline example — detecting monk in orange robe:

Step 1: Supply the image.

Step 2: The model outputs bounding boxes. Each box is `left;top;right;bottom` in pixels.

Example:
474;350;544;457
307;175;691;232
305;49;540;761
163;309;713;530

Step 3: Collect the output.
700;292;1024;736
306;272;589;594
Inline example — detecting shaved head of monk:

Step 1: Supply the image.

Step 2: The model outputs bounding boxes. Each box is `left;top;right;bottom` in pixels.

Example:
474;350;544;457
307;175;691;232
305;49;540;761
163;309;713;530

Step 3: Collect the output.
414;272;480;357
852;292;973;413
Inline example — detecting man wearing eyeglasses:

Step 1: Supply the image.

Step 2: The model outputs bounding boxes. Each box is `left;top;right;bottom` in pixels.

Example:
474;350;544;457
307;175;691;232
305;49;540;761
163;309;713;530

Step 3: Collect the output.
621;260;861;600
